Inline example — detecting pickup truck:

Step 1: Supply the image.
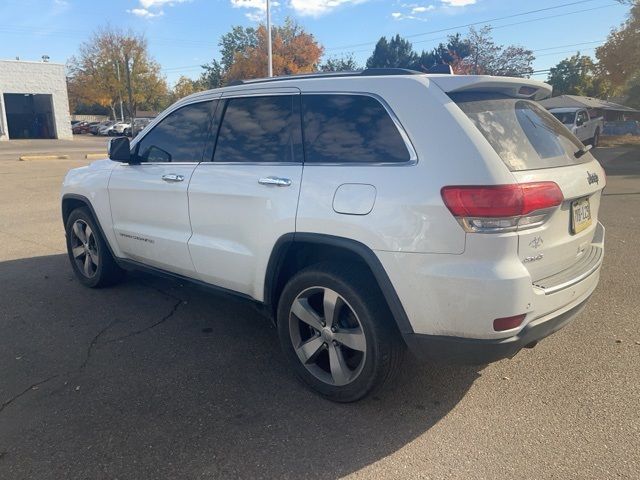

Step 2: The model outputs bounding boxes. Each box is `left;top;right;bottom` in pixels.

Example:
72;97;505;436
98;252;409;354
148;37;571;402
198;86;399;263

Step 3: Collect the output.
548;107;603;147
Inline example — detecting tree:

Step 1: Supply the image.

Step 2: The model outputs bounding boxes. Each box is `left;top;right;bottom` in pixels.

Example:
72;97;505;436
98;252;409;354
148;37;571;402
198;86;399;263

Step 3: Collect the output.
596;3;640;90
366;35;418;69
415;33;471;71
225;18;323;81
463;26;534;77
199;18;322;85
547;53;611;97
68;28;168;119
170;76;203;103
199;59;224;89
320;54;359;72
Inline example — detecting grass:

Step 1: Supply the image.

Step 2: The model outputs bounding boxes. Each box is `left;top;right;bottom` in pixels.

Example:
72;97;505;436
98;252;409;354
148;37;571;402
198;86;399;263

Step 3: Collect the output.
599;135;640;148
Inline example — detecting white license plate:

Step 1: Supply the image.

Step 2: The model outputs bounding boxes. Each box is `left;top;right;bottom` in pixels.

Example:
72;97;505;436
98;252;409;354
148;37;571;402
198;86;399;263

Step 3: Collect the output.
571;198;592;234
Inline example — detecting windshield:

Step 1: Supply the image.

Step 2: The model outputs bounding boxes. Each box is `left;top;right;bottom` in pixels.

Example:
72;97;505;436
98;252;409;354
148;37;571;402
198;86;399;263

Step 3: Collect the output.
450;93;587;171
550;111;577;124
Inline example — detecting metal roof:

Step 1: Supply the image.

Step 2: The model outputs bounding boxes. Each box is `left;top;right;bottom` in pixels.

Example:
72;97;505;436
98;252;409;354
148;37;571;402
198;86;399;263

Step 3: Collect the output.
539;94;638;112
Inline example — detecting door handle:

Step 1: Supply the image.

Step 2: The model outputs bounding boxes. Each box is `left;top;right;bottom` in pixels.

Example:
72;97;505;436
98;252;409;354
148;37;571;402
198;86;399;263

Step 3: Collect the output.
162;174;185;183
258;176;292;187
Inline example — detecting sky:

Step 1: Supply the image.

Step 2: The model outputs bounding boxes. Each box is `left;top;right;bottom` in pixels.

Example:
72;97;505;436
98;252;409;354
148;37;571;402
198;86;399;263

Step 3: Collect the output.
0;0;632;86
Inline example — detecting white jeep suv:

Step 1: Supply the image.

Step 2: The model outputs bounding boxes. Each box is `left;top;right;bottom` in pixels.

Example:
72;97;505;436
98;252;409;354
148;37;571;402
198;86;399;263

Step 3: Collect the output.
61;69;605;402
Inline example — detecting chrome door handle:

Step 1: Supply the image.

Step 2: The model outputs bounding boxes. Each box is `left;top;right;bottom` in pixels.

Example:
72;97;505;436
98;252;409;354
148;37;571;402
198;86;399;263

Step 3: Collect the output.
162;174;185;183
258;176;292;187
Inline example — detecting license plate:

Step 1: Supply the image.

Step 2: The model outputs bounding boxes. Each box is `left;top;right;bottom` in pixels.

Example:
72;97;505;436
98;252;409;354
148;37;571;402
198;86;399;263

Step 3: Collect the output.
571;198;592;234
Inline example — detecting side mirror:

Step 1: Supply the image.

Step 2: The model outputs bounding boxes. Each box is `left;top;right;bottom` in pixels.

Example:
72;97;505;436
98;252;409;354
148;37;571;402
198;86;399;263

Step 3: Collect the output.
108;136;132;162
576;117;584;127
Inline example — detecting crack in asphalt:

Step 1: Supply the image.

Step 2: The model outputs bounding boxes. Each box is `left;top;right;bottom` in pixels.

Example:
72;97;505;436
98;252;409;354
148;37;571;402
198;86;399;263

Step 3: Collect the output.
0;281;186;416
79;319;120;369
0;374;60;414
102;297;184;344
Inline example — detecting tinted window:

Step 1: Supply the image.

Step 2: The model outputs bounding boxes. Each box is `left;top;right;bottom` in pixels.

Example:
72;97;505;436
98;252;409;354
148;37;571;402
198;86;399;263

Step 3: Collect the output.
451;93;586;171
214;95;301;163
302;94;411;164
135;101;213;163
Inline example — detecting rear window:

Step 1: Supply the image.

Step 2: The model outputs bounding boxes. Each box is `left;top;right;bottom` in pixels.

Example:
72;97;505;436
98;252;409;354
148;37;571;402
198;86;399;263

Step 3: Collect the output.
451;93;587;171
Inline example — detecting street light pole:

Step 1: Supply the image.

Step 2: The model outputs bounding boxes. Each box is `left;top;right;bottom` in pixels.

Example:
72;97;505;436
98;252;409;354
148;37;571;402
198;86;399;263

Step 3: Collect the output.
266;0;273;77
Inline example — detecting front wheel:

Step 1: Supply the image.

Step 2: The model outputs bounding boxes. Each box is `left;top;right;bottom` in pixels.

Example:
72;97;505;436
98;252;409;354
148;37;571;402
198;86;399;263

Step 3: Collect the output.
65;207;124;288
277;263;403;402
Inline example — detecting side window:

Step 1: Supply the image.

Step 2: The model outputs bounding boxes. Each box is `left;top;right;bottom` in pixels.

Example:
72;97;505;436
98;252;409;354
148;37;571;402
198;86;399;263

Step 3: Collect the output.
302;94;411;164
213;95;301;163
135;101;214;163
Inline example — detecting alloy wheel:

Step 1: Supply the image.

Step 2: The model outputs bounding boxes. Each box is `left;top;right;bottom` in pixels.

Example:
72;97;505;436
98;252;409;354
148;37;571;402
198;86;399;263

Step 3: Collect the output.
70;219;99;278
288;287;367;386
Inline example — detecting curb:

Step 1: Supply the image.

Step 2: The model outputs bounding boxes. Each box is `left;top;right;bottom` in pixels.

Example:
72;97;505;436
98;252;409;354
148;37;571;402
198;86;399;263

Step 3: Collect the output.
19;154;70;161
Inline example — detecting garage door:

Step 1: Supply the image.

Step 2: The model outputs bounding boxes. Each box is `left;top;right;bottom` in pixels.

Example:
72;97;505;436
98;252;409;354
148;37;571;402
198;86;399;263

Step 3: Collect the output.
3;93;56;139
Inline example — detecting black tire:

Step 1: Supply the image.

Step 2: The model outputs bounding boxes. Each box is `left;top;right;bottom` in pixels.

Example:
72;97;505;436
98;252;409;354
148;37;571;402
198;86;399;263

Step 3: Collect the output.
591;128;600;148
277;262;404;402
65;207;124;288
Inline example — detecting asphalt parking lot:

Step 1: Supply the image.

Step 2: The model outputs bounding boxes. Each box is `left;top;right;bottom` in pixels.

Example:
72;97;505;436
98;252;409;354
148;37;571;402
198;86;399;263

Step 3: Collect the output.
0;143;638;479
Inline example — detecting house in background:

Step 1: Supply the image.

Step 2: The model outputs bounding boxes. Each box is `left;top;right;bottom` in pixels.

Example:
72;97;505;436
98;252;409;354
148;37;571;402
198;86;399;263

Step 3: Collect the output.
0;59;73;141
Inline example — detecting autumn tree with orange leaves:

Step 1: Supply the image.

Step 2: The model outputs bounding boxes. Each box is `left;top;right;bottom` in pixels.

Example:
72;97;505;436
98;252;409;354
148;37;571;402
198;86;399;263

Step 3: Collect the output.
225;19;323;82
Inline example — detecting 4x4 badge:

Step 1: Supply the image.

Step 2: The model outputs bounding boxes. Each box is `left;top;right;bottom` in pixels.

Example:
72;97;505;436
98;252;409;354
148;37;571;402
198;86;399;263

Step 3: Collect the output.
529;236;543;249
587;171;599;185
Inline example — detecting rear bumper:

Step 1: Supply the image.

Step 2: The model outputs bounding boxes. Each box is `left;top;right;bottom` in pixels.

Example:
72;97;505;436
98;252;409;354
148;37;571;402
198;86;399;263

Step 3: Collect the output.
403;296;589;365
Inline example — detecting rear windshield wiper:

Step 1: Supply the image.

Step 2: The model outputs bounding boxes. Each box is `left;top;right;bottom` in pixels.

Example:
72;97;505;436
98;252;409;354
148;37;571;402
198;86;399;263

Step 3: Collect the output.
574;144;592;158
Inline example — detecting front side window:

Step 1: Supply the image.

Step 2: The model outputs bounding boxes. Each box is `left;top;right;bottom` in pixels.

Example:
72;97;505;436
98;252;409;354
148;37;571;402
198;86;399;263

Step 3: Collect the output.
302;94;411;164
134;101;214;163
213;95;301;163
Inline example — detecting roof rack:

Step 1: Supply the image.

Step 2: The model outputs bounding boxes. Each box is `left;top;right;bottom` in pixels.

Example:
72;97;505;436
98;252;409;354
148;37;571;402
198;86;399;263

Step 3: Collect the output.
227;68;425;86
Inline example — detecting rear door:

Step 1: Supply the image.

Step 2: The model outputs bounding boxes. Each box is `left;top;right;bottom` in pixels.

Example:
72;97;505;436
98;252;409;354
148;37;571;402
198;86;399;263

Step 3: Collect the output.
451;93;605;282
108;99;216;276
187;88;304;300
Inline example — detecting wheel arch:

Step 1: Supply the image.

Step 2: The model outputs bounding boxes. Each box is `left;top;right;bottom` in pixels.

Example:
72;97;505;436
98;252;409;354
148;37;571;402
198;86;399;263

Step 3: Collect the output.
264;233;414;334
61;193;117;259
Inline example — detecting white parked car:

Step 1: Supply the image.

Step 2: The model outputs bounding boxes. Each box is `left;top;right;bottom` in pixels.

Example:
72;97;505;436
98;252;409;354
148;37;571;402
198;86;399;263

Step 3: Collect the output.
549;107;604;147
61;69;606;402
109;122;131;136
97;121;115;136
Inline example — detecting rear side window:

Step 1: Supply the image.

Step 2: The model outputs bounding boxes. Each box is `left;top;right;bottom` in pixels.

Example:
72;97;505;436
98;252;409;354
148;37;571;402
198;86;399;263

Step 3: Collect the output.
214;95;302;163
451;93;586;171
135;101;214;163
302;94;411;164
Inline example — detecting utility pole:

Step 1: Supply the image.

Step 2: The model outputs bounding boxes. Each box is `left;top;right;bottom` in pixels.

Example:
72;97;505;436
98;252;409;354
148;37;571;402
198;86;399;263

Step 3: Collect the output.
266;0;273;77
115;61;125;122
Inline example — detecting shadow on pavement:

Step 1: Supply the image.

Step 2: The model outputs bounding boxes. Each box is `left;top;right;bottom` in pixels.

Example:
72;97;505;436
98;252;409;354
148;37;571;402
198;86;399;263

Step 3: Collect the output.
0;254;480;479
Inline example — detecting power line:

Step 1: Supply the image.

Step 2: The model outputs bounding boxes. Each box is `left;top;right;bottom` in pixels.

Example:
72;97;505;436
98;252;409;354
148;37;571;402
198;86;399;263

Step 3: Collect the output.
326;0;608;51
328;3;616;56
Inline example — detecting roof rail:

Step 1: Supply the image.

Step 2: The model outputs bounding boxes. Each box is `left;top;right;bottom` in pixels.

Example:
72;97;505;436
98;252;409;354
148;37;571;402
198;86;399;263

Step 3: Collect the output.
226;68;425;86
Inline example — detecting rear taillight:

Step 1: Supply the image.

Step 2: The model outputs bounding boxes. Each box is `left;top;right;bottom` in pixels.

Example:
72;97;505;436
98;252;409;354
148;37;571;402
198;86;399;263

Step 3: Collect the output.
441;182;563;233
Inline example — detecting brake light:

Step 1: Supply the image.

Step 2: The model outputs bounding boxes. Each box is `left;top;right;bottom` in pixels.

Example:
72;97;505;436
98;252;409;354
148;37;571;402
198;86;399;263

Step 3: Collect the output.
493;314;526;332
441;182;563;233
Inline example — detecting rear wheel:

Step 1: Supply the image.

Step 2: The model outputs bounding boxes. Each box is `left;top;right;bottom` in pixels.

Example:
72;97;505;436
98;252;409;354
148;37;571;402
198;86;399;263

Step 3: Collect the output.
65;207;124;288
277;263;403;402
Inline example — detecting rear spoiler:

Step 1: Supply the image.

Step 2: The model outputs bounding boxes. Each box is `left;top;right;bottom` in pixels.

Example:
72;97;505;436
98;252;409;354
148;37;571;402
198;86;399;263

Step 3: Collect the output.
429;75;552;101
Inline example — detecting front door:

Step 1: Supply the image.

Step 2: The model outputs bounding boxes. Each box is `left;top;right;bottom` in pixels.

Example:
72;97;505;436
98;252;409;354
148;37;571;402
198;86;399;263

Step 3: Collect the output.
108;99;216;276
188;89;303;300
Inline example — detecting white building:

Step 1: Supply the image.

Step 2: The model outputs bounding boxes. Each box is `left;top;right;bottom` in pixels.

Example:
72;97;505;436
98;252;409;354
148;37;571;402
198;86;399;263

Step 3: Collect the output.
0;60;72;141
